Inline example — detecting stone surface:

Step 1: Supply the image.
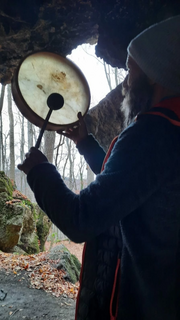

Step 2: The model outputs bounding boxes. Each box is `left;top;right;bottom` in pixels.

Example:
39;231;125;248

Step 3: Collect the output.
0;0;180;84
1;1;180;153
0;172;49;254
47;244;81;284
85;82;125;151
35;204;52;252
0;172;24;252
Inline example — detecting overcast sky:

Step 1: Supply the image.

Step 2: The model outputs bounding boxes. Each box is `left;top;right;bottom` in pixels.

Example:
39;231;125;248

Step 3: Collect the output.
68;44;112;107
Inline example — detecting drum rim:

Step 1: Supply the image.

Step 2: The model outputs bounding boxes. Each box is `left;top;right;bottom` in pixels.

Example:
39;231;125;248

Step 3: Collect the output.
11;50;91;131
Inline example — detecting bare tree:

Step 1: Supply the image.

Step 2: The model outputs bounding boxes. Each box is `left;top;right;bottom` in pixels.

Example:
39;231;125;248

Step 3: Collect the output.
43;130;55;163
87;165;94;185
54;134;65;167
103;61;125;91
27;121;33;149
3;132;9;174
20;115;25;191
65;138;77;190
0;118;6;171
0;85;5;170
7;85;15;180
77;155;86;190
82;44;126;92
0;85;5;117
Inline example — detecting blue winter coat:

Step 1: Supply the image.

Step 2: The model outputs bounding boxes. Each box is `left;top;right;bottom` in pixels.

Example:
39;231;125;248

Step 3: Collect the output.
27;97;180;320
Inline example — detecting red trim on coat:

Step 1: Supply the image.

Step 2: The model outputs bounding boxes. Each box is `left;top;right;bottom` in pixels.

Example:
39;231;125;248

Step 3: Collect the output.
75;96;180;320
75;136;119;319
154;96;180;117
145;111;180;126
101;136;119;171
75;242;87;320
110;258;121;320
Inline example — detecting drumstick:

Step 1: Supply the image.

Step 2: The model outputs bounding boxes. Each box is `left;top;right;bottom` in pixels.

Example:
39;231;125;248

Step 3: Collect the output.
35;93;64;149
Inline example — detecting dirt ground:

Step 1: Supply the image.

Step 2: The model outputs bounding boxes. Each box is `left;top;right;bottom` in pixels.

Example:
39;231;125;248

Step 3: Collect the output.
0;241;84;320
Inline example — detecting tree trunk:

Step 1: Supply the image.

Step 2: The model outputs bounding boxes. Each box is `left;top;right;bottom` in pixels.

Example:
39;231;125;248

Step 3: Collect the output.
20;115;25;191
0;85;5;116
27;121;33;149
0;85;5;170
87;165;94;185
7;85;15;180
0;116;3;170
78;156;86;190
44;130;55;163
66;138;76;190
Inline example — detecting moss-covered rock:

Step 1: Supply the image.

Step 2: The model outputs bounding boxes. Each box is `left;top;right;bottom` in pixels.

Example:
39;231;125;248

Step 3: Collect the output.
35;204;52;252
0;178;25;251
19;231;39;254
0;171;13;196
0;172;39;254
0;172;52;255
16;202;39;254
47;244;81;284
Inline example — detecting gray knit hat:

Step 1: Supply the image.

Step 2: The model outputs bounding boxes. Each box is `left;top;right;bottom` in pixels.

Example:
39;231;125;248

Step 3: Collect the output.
127;15;180;94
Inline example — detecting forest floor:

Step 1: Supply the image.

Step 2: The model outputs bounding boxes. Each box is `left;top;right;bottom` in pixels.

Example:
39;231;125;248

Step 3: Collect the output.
0;240;84;320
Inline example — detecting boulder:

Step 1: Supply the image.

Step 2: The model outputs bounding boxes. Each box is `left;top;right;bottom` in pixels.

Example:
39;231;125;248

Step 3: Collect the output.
47;244;81;284
0;172;39;254
35;204;52;252
0;172;24;252
18;201;39;254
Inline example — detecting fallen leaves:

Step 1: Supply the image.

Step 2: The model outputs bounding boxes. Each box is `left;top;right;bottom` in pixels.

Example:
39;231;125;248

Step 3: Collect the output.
5;199;21;205
0;251;79;299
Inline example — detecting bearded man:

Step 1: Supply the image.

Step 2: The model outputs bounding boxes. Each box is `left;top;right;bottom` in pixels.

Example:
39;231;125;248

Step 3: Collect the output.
18;15;180;320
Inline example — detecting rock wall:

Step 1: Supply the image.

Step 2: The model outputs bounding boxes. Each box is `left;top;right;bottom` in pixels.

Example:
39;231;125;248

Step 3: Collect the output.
0;171;51;254
85;82;125;151
0;0;180;84
1;0;180;151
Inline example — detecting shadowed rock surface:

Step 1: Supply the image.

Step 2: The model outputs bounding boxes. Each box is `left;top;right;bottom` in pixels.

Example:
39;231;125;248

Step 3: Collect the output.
47;244;81;284
0;172;51;254
1;1;179;147
0;0;179;84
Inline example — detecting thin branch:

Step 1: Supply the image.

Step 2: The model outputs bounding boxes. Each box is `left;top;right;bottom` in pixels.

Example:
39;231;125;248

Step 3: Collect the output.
0;85;5;117
81;46;104;65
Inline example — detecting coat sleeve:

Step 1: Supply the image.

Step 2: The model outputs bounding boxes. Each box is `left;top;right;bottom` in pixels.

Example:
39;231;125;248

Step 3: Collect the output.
27;115;178;243
76;134;106;174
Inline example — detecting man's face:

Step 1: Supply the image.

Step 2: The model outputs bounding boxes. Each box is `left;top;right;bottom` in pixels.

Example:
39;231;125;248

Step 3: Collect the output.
121;56;154;126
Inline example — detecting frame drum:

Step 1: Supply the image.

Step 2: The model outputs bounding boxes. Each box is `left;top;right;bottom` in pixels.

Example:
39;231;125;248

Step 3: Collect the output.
11;51;91;130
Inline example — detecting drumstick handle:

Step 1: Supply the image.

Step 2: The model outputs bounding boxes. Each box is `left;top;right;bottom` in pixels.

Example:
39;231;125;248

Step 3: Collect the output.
35;109;52;149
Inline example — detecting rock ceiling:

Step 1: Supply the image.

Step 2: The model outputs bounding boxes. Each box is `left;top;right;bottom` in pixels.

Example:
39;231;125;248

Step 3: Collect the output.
0;0;180;149
0;0;180;84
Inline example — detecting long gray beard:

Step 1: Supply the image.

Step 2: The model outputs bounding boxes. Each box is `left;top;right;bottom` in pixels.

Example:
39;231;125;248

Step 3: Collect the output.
120;80;154;130
121;95;134;129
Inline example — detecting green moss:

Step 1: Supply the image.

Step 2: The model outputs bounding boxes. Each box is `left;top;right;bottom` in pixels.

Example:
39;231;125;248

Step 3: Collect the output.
0;172;13;197
27;233;40;254
36;208;51;252
0;192;12;211
71;254;81;271
18;233;40;254
56;249;81;284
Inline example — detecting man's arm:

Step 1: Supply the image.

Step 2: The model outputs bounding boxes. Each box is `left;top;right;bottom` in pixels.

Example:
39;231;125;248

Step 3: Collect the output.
57;112;106;174
76;134;106;174
24;115;177;243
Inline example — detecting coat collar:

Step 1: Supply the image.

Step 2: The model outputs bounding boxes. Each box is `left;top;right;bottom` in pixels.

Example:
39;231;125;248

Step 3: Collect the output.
137;96;180;126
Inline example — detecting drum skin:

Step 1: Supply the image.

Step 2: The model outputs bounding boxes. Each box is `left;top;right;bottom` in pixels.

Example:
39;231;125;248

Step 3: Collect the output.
11;51;91;131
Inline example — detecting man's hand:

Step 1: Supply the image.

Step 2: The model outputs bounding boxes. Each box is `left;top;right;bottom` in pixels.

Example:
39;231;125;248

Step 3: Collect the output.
57;112;88;145
17;147;48;175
